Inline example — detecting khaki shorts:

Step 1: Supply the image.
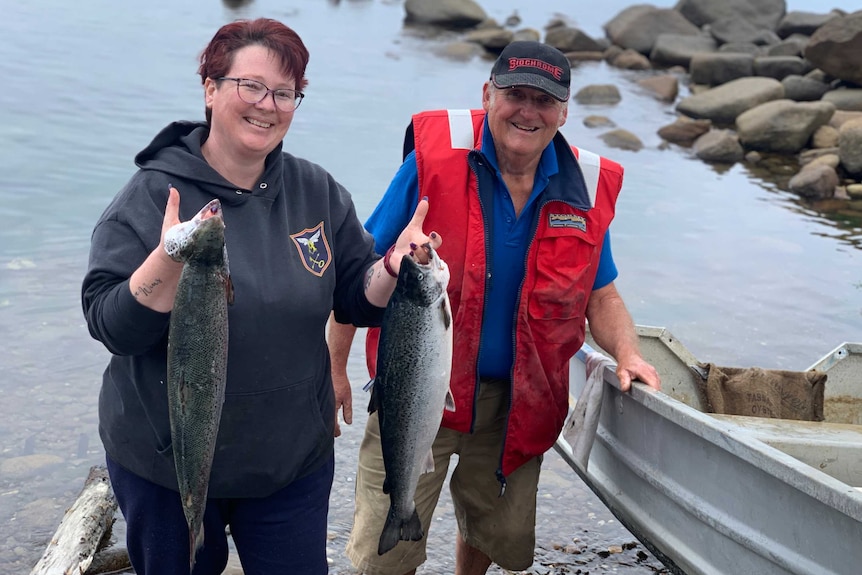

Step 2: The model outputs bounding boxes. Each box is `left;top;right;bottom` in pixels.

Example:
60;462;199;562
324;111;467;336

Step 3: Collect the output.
346;379;542;574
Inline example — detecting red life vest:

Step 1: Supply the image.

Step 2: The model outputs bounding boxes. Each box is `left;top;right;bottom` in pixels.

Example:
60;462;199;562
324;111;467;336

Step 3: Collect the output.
367;109;622;479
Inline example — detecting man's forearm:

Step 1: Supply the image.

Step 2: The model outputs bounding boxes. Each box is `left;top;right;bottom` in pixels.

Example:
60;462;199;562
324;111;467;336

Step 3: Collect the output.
585;282;640;363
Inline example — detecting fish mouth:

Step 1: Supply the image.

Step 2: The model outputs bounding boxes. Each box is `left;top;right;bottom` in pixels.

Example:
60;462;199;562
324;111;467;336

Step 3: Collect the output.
401;243;448;281
416;243;447;274
194;199;223;222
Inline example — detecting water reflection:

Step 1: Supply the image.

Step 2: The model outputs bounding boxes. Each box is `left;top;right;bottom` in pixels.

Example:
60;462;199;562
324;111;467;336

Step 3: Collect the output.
699;159;736;176
800;203;862;249
222;0;254;9
656;134;861;249
739;156;862;249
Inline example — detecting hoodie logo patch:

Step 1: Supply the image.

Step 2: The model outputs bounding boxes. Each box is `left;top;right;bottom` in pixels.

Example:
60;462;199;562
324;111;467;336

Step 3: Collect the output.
549;213;586;232
290;222;332;277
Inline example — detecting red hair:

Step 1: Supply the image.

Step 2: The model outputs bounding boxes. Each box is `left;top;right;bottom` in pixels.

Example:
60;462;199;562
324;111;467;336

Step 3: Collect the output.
199;18;309;122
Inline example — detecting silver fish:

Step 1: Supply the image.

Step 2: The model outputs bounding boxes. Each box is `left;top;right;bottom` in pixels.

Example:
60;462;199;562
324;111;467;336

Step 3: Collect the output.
370;244;454;556
165;198;233;572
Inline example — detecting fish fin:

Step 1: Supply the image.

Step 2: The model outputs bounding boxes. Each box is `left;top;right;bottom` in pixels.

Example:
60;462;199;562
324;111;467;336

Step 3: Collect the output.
444;389;455;411
377;506;424;555
419;448;435;475
444;388;456;412
382;475;390;495
439;298;452;330
367;379;380;414
189;523;204;571
222;246;235;305
224;274;235;305
177;372;190;415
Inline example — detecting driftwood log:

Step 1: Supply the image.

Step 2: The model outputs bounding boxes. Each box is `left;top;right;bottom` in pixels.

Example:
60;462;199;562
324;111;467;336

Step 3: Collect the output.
29;465;120;575
84;547;132;575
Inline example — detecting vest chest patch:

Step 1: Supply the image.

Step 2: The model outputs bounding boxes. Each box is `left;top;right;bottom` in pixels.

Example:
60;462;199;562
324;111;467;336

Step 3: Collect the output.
290;222;332;277
548;213;586;232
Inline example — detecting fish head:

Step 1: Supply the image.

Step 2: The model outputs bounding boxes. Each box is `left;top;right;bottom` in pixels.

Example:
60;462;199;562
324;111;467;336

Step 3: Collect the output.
396;244;449;306
164;199;225;263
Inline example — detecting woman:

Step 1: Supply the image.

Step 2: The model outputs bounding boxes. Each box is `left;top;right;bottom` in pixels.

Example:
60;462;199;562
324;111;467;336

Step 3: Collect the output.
81;18;437;574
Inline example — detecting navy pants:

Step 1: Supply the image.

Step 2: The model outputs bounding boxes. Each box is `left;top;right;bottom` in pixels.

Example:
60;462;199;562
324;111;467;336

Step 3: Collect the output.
106;454;334;575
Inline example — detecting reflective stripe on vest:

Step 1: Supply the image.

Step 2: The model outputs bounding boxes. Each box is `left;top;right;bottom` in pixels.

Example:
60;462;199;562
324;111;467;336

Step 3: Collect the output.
447;109;475;150
573;148;600;208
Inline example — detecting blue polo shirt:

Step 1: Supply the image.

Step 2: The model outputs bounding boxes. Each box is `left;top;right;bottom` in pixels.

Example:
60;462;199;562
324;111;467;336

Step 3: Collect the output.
365;121;617;379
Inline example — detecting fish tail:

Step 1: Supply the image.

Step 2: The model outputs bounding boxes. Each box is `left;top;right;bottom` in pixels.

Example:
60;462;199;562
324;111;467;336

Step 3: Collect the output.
403;507;423;541
377;507;401;556
377;506;423;555
189;523;205;572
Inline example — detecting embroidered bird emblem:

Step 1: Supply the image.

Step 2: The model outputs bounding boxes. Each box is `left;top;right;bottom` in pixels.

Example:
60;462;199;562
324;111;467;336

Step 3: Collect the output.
296;229;321;253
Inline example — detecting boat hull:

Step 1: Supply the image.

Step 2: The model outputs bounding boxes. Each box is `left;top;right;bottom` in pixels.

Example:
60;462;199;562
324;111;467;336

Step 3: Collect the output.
554;328;862;575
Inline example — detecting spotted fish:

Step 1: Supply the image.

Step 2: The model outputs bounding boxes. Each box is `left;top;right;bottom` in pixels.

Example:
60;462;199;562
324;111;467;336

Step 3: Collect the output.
370;244;454;556
164;198;233;572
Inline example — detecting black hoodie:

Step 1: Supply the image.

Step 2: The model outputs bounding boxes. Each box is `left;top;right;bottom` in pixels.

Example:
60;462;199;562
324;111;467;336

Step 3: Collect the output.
82;121;382;497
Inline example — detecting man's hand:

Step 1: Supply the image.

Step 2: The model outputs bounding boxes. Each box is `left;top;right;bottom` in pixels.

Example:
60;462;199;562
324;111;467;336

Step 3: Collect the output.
615;355;661;392
332;370;353;437
585;282;661;393
328;315;358;437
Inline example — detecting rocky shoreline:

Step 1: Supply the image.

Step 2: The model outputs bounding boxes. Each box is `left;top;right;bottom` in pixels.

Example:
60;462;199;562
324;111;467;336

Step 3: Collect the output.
402;0;862;208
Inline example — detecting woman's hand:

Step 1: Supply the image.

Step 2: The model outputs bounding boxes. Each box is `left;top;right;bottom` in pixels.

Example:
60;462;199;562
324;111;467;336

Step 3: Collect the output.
363;198;443;308
158;185;183;260
387;197;442;274
127;185;185;312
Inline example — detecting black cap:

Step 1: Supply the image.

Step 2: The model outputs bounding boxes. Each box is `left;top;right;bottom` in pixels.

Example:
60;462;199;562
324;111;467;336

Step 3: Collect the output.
490;41;571;102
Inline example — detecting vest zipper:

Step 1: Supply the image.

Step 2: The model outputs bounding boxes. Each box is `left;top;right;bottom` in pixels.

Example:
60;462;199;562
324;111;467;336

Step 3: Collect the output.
473;149;515;494
470;151;490;436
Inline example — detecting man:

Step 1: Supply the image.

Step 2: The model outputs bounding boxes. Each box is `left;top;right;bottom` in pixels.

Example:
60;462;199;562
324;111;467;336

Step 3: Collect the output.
328;40;661;575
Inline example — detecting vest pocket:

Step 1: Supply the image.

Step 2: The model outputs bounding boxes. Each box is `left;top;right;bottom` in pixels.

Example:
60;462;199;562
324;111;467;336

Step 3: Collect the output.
526;230;599;343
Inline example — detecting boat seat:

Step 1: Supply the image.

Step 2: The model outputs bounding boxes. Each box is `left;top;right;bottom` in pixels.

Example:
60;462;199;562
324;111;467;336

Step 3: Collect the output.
711;414;862;444
712;414;862;486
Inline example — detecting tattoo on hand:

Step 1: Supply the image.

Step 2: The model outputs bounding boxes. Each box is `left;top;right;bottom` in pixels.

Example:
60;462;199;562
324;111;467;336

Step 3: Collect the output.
134;278;163;298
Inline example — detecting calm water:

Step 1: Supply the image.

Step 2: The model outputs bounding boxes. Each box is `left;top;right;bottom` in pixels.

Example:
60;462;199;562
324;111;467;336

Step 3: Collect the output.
2;0;861;573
